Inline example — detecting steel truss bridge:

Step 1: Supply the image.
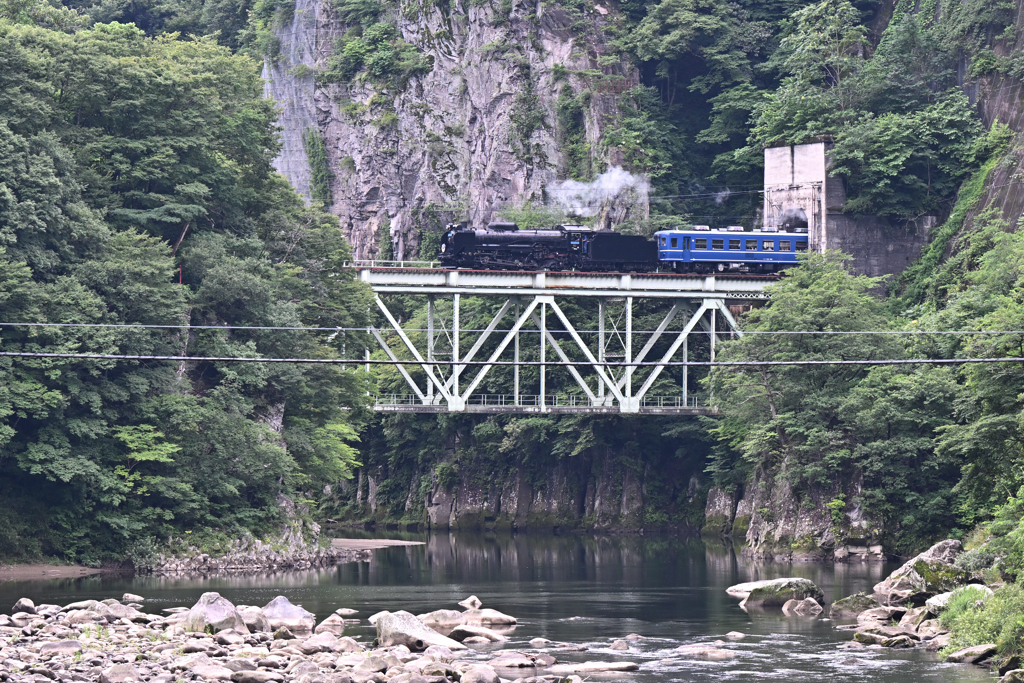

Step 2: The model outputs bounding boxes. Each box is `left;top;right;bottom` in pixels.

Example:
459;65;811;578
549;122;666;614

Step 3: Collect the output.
355;263;771;415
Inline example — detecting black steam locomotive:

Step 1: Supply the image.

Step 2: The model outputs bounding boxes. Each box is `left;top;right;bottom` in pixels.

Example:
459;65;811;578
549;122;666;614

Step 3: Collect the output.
438;222;658;272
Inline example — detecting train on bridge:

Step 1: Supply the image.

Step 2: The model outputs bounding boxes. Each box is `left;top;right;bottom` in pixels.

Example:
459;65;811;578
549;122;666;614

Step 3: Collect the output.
438;222;809;274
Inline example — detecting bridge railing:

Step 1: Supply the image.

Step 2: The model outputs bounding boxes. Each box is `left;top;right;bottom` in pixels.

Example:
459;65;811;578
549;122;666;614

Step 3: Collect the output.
373;394;705;409
345;260;441;269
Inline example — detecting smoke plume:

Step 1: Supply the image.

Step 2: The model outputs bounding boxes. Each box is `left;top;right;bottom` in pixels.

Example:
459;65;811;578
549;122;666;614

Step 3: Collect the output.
547;166;650;217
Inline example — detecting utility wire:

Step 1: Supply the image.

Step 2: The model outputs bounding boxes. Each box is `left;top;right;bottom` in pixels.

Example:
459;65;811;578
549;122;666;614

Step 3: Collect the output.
1;351;1023;367
1;322;1023;335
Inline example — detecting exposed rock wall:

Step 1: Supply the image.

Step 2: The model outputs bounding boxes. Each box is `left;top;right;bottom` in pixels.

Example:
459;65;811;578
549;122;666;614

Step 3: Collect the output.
264;0;639;259
348;448;702;533
702;473;886;562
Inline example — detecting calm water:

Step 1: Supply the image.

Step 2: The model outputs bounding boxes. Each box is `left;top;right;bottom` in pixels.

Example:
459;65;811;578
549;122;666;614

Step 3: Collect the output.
0;533;996;682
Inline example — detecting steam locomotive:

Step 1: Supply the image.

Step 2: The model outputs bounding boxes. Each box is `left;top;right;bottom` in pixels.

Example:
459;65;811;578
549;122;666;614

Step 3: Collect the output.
438;223;809;274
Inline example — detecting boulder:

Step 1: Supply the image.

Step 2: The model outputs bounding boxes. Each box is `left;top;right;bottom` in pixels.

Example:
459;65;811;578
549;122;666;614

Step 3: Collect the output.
215;630;247;646
782;598;823;616
183;593;248;634
99;663;142;683
858;606;906;624
609;640;629;650
38;640;82;656
239;606;272;632
316;614;346;636
458;596;483;609
299;632;344;654
263;596;315;634
946;643;997;664
926;585;993;614
487;652;534;668
918;619;946;639
418;609;465;629
674;644;738;660
735;578;824;610
461;608;517;626
376;611;467;651
122;593;145;604
336;608;359;616
12;598;35;614
898;606;933;630
448;625;508;643
230;673;284;683
829;593;880;619
548;662;640;673
1001;671;1024;683
368;611;388;625
65;609;106;625
193;664;235;681
873;540;971;602
460;664;498;683
881;635;916;648
62;600;100;612
336;636;364;652
724;632;746;640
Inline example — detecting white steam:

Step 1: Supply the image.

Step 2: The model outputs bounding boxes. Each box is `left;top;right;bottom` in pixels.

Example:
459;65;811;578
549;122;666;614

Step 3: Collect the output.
547;166;650;217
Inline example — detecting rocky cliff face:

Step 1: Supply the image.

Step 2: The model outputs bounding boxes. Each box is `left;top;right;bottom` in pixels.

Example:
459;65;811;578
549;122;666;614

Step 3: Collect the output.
264;0;640;259
349;448;703;533
703;472;885;562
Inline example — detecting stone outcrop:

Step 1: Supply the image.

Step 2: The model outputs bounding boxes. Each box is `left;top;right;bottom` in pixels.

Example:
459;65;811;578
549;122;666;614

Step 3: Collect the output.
375;610;467;651
726;578;824;610
263;0;644;259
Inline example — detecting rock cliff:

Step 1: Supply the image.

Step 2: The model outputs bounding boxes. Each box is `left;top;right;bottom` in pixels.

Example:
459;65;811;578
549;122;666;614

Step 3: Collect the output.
264;0;640;259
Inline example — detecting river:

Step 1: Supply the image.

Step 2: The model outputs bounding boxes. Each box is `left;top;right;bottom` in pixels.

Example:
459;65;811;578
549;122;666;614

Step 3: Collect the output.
0;533;996;681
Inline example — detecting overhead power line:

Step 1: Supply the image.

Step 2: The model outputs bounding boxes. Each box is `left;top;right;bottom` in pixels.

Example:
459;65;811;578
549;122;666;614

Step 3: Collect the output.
1;350;1023;367
2;322;1024;336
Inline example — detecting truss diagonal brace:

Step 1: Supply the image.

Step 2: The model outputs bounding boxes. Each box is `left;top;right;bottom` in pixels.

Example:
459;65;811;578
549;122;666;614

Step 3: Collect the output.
529;310;597;403
547;299;625;404
445;298;514;393
374;294;452;402
460;298;542;402
633;302;711;404
369;327;426;403
616;302;681;392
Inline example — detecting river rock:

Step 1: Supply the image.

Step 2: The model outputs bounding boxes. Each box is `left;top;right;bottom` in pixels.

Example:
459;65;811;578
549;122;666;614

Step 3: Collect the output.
946;643;997;664
377;611;467;651
99;663;142;683
926;634;952;650
858;606;906;625
231;672;284;683
881;635;916;648
609;639;629;650
419;609;466;629
460;664;498;683
898;606;933;629
122;593;145;603
782;597;823;615
829;592;880;618
12;597;35;614
239;606;272;632
873;540;970;603
462;608;517;625
316;614;346;636
65;609;106;625
918;619;946;639
548;661;640;673
725;632;746;640
263;596;315;634
449;624;509;642
368;611;388;625
183;592;248;633
193;664;235;680
38;640;83;656
674;644;738;660
1001;671;1024;683
488;652;534;668
735;578;824;609
458;596;483;609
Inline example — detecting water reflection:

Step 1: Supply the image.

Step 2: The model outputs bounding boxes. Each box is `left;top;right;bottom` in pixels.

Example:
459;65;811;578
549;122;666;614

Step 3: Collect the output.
0;533;995;682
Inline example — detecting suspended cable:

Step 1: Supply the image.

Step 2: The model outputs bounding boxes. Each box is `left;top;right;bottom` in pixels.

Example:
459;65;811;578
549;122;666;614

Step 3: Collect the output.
1;350;1023;367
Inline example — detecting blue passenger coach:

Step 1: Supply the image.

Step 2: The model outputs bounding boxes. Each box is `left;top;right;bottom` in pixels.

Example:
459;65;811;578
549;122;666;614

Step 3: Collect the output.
654;228;809;273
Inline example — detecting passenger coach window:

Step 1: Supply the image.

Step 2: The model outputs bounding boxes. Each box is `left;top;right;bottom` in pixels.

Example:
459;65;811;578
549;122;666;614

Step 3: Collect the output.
762;241;774;251
661;237;666;246
780;240;792;251
671;237;678;248
796;241;808;252
683;237;690;249
729;239;741;250
695;238;707;249
746;240;757;250
712;239;724;250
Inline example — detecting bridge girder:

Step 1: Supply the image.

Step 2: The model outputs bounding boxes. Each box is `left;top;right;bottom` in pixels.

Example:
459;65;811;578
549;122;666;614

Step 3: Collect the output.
360;268;761;415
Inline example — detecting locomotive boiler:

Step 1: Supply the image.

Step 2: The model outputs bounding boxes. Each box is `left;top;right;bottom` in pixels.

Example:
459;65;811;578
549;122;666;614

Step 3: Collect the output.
438;222;658;272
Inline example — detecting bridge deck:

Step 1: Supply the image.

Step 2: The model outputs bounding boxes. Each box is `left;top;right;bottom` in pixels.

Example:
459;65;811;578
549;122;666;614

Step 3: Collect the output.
356;267;772;299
